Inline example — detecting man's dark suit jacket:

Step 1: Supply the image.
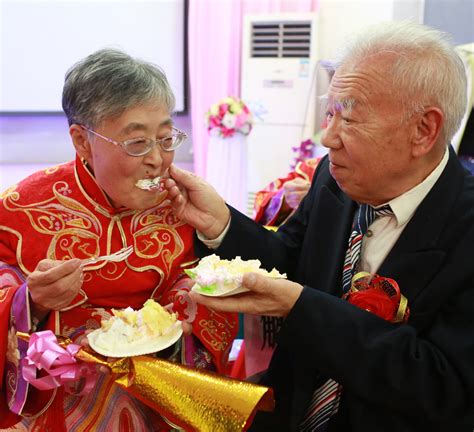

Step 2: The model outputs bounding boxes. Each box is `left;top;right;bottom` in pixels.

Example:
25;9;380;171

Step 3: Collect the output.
195;149;474;431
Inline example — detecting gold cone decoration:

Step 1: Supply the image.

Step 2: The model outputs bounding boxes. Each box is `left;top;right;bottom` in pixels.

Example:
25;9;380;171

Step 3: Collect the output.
17;332;274;431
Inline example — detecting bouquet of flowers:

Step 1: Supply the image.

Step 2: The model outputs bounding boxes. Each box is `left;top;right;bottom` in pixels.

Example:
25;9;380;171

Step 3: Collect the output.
205;96;253;138
291;137;316;169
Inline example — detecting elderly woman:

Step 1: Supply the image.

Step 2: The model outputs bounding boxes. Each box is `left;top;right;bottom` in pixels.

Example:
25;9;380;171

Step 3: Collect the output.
0;49;238;430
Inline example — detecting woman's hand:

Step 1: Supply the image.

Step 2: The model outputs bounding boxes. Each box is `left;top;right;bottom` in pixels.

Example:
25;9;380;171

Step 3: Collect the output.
27;259;83;319
164;164;230;239
283;178;311;210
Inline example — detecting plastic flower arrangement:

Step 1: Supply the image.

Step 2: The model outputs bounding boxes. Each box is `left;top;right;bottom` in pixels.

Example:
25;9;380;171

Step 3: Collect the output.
290;137;316;169
205;96;253;138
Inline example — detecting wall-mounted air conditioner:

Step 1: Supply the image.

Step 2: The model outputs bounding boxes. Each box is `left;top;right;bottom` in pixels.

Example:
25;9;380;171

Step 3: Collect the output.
241;12;319;204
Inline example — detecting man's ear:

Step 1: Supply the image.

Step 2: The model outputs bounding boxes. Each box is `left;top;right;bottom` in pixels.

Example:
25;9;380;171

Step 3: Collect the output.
411;106;444;158
70;124;92;163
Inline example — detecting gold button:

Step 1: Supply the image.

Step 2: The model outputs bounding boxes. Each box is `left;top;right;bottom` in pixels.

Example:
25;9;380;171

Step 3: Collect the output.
366;230;373;237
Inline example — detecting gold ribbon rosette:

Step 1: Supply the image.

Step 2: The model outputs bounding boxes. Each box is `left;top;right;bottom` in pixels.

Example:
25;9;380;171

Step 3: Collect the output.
17;331;274;431
345;272;410;323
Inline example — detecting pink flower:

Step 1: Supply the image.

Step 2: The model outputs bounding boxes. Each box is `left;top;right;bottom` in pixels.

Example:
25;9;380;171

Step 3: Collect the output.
219;104;229;116
205;96;253;138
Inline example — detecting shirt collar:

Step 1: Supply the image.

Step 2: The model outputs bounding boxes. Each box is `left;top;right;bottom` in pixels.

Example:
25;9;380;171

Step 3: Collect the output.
384;149;449;227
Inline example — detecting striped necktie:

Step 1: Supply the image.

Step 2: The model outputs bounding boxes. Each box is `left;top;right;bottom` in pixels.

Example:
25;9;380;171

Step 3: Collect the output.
342;204;393;293
300;203;393;432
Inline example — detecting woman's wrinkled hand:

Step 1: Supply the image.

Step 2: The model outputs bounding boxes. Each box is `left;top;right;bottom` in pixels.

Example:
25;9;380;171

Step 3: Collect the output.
283;177;311;210
27;259;83;319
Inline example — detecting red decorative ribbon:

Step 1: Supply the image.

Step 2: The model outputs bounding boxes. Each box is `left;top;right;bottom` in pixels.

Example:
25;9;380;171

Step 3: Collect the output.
345;272;410;323
22;330;97;394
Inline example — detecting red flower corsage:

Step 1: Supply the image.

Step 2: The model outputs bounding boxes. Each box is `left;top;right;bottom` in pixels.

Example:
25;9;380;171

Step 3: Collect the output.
344;272;410;323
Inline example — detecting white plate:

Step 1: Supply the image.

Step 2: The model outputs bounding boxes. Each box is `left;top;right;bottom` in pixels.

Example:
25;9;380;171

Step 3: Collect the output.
191;283;250;297
87;323;183;357
191;274;287;297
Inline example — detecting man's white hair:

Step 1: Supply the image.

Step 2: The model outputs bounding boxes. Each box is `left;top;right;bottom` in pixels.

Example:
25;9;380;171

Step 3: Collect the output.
334;20;467;145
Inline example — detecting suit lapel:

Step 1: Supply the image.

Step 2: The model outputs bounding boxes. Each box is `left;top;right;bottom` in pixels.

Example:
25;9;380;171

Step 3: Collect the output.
378;148;464;302
304;184;356;296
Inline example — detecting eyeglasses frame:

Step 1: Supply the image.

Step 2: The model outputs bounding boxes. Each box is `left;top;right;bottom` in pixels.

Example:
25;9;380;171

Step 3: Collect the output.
80;124;187;156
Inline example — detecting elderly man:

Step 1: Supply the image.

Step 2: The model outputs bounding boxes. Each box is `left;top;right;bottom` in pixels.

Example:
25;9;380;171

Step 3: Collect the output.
165;21;474;431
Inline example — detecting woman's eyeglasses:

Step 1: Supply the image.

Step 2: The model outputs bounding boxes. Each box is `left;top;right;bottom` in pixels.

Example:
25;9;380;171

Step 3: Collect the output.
81;125;187;156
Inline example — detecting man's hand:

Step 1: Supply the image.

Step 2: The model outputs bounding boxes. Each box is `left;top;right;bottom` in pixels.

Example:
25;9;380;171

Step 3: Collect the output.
189;273;303;317
164;164;231;239
283;178;311;210
27;259;83;319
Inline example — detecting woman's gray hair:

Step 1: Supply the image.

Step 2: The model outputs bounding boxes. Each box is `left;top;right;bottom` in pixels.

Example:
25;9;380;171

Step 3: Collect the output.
333;20;467;145
62;48;176;127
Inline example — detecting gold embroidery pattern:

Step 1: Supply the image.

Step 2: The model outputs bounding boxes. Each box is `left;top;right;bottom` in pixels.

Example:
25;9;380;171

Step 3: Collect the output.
45;165;60;175
1;169;191;284
2;181;101;261
7;327;20;367
197;310;237;352
6;369;18;404
91;308;113;322
0;287;9;302
1;184;17;200
96;262;128;281
132;205;186;274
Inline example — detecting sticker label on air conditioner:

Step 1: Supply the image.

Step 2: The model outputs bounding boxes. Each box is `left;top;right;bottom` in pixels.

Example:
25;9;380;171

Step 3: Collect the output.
299;59;310;77
263;80;293;88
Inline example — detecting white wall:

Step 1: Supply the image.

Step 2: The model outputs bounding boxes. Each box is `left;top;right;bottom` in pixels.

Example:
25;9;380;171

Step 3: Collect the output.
317;0;424;61
424;0;474;45
312;0;424;142
0;0;186;113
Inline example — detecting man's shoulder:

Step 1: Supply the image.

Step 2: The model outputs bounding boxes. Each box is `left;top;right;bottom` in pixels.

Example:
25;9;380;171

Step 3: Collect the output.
450;172;474;223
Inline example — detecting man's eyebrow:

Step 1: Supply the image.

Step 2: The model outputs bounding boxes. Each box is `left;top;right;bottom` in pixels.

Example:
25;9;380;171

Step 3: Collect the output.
335;98;356;113
318;96;356;113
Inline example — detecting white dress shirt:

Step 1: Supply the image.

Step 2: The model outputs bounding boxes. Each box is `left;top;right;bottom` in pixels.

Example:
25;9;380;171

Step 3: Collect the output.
360;149;448;274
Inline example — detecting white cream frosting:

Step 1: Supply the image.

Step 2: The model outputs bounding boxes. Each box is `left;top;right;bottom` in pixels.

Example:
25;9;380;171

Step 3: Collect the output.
91;300;177;352
135;176;162;191
189;254;286;296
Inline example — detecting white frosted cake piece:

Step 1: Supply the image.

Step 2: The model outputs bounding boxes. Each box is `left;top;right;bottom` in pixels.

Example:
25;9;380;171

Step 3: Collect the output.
187;254;286;297
135;176;162;191
87;299;181;357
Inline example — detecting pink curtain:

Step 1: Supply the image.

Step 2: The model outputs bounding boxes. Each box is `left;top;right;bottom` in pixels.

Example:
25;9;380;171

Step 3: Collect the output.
188;0;318;177
188;0;243;177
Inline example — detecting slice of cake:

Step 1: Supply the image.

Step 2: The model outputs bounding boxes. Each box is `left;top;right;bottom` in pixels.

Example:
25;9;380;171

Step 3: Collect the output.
88;299;179;356
135;176;162;191
186;254;286;296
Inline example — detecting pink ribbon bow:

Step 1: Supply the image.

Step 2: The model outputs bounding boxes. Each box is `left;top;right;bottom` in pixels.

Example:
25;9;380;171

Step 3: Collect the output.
22;330;97;394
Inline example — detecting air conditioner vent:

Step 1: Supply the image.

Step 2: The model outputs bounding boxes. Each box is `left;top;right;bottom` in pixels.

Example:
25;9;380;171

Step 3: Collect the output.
251;21;312;58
